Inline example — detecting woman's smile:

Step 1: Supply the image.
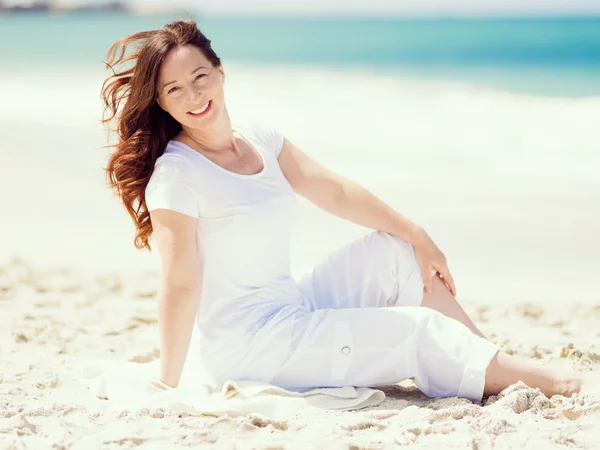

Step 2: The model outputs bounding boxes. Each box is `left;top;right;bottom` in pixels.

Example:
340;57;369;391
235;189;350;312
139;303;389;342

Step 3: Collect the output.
187;100;211;117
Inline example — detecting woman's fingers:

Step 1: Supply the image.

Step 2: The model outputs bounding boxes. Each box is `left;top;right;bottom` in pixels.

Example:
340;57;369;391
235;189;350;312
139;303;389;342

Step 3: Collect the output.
421;264;434;294
147;381;165;394
414;242;456;296
438;267;457;296
148;378;174;391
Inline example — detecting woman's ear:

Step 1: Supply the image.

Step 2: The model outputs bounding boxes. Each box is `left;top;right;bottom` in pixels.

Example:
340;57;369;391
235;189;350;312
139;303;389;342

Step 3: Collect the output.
218;64;225;84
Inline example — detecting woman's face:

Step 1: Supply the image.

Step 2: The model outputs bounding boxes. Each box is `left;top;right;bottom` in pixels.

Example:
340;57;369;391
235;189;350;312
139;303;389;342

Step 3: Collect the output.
156;44;225;129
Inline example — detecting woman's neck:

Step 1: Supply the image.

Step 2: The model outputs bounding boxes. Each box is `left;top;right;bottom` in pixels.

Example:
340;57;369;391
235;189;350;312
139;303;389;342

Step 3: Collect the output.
180;115;238;154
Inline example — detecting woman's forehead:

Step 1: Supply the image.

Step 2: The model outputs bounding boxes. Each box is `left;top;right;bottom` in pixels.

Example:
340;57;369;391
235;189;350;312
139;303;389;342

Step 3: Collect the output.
159;45;210;79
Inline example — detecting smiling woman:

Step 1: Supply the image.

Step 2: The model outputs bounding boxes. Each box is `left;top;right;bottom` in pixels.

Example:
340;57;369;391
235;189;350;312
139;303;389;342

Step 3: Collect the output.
100;19;590;406
157;51;220;123
101;21;222;251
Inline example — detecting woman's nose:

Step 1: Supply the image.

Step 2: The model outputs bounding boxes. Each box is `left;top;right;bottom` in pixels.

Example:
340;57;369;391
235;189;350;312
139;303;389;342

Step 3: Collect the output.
186;86;204;104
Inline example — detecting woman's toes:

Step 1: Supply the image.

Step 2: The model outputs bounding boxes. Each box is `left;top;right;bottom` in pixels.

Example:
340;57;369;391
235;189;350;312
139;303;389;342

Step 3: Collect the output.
552;377;583;397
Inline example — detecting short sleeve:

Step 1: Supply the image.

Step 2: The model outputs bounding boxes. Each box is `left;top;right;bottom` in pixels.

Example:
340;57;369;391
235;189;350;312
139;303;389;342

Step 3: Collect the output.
145;155;199;218
264;124;285;158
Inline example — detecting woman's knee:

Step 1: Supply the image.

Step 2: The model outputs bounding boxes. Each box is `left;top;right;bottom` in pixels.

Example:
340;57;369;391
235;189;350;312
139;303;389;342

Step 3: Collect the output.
373;231;418;268
368;231;429;307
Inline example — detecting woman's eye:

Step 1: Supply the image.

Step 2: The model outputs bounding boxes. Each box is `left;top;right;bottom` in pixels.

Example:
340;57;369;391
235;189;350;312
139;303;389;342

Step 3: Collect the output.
166;75;205;94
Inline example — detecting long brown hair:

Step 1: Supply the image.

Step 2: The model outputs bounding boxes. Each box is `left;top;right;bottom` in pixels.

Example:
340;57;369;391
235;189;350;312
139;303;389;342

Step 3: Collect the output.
101;20;221;251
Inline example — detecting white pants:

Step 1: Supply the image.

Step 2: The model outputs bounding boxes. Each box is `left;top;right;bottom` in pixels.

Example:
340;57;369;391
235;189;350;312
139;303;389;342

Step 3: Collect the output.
208;231;499;402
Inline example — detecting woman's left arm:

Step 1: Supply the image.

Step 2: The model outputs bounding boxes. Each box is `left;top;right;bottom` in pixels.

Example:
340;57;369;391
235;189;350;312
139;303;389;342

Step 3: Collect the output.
278;137;456;296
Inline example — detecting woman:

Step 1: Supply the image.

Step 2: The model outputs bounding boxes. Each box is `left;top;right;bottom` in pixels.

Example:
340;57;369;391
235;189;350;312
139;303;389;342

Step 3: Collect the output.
101;20;583;402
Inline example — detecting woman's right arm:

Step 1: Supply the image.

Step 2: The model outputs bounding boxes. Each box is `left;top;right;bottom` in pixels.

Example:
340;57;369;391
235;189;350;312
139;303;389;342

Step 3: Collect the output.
150;208;202;388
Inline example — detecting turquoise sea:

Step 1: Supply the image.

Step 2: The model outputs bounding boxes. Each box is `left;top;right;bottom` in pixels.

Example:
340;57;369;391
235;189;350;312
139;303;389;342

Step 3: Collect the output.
1;13;600;97
1;11;599;305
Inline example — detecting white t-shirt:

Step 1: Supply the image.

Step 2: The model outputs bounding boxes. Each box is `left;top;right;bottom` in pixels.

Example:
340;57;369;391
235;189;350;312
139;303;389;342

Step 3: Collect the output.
145;121;303;367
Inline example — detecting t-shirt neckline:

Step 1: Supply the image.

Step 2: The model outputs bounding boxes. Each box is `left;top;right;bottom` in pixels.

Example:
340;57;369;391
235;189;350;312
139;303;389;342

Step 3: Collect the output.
169;128;267;179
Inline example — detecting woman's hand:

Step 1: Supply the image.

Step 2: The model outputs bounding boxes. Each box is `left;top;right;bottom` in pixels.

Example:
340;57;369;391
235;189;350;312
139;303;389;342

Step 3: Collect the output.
147;378;176;393
412;228;456;297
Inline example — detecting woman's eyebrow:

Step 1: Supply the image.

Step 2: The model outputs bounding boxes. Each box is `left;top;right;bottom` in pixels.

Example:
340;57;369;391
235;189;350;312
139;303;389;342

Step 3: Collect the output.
162;66;208;89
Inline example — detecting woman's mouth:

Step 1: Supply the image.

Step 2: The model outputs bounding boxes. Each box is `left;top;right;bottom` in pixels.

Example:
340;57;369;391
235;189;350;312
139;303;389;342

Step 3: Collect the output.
187;100;211;117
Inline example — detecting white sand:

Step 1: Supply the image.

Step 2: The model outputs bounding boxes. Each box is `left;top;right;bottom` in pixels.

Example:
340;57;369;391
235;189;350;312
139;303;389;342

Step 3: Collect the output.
1;258;599;449
1;65;599;448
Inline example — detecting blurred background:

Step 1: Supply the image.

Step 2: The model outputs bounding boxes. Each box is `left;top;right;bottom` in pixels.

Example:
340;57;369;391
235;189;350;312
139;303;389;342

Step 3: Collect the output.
1;0;599;305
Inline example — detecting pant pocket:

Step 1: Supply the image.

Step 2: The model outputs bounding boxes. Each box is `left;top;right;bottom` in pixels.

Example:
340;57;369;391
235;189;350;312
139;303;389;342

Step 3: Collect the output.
330;320;355;384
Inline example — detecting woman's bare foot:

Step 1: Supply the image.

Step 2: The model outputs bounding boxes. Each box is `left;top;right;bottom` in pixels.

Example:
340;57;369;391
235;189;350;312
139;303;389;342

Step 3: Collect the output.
484;352;583;398
547;375;583;397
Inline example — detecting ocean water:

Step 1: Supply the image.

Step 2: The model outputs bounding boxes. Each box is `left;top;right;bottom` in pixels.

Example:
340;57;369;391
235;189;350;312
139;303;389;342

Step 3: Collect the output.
1;12;599;305
1;13;600;97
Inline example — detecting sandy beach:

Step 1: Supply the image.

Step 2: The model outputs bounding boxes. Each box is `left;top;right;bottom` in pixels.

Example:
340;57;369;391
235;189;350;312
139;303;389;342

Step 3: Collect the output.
1;256;599;449
1;61;599;448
